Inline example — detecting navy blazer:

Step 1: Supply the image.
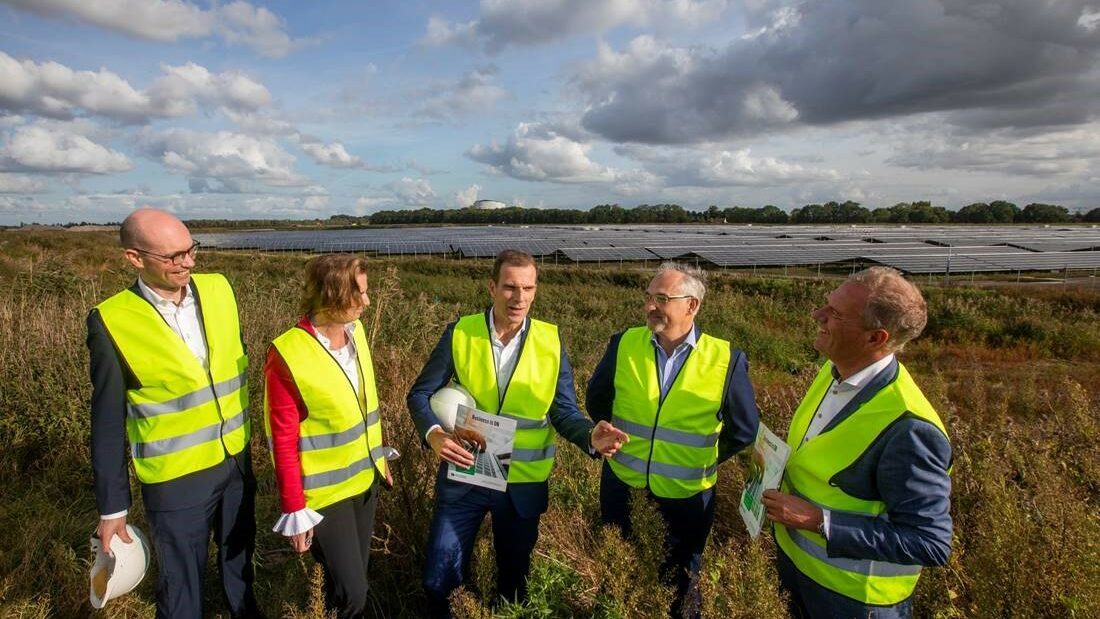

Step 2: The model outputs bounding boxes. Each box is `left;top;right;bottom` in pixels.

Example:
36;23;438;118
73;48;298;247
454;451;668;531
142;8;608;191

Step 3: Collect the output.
585;324;760;464
406;310;595;519
814;358;953;567
88;280;252;515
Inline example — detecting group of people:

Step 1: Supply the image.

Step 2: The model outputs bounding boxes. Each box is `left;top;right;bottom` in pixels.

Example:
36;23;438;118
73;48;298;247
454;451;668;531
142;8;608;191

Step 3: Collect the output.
90;208;952;619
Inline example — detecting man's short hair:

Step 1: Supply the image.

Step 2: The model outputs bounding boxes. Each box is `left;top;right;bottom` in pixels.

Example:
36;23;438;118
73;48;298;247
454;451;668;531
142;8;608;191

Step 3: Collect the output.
848;266;927;351
491;249;538;282
655;261;706;303
299;254;369;317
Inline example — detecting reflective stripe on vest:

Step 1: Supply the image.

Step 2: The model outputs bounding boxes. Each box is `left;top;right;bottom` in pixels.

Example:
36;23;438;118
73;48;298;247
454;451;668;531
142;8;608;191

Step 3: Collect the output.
774;361;948;605
451;313;559;483
266;320;386;511
97;273;250;484
608;326;729;499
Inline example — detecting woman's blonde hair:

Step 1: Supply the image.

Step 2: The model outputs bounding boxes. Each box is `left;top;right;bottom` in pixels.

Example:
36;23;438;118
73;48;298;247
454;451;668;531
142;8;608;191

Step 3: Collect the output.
298;254;368;317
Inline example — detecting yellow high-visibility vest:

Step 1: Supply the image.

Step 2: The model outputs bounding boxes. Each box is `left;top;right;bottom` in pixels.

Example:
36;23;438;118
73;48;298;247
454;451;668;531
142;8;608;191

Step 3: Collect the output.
774;361;949;606
96;273;249;484
451;313;559;483
608;326;729;499
266;320;386;510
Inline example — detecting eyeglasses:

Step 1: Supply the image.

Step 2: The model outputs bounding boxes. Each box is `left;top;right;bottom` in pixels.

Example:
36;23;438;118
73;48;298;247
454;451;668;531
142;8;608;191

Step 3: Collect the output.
132;241;200;266
644;292;693;305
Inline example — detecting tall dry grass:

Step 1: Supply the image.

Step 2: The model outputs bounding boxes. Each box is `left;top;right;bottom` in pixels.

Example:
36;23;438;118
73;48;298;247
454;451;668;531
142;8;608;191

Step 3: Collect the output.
0;230;1097;618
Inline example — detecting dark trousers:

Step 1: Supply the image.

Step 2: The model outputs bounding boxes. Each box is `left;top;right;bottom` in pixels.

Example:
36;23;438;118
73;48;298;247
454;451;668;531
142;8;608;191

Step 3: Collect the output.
310;487;380;619
599;462;716;619
777;547;914;619
145;460;259;619
422;486;541;618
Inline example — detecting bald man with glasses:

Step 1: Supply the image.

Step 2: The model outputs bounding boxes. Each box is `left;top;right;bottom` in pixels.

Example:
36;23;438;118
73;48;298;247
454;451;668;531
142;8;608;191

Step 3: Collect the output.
88;208;262;618
586;262;759;619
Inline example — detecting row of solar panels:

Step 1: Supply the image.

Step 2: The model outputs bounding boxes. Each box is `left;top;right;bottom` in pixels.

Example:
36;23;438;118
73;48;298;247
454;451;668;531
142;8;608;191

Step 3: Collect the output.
194;225;1100;275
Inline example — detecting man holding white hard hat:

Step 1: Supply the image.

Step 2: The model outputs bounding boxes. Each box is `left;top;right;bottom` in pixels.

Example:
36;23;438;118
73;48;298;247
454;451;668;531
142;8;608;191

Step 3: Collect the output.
407;249;628;618
90;523;151;609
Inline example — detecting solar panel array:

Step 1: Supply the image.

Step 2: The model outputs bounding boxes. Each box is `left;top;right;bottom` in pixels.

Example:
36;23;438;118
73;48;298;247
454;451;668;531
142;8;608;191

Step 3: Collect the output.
194;224;1100;275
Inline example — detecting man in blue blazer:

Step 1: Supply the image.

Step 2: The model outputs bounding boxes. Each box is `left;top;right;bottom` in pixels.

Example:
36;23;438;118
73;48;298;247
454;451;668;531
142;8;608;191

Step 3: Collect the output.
763;267;952;619
407;250;627;618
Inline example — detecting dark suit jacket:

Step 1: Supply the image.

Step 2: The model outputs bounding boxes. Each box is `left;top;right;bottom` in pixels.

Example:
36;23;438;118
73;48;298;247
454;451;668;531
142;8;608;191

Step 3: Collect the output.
406;310;594;519
813;358;953;567
88;279;252;515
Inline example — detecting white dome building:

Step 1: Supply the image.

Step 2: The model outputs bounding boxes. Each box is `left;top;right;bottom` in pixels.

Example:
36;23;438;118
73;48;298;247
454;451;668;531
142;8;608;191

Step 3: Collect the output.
471;199;507;210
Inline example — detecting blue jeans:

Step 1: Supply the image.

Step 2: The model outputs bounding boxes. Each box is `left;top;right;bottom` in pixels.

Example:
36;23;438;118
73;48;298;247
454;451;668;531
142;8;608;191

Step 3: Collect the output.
422;486;540;618
777;547;914;619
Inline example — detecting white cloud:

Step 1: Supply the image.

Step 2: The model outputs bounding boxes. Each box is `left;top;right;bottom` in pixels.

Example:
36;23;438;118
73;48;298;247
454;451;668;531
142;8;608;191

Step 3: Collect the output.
139;128;308;189
415;66;509;121
297;138;363;168
422;0;731;52
4;0;313;58
0;173;47;193
467;122;649;188
421;15;479;49
887;122;1100;177
0;123;131;174
148;63;271;115
617;144;842;186
292;134;400;172
455;184;481;207
0;53;271;122
386;177;437;206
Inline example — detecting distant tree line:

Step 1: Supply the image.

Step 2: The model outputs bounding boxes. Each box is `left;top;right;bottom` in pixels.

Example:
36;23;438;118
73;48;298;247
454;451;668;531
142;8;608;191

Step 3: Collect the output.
361;201;1100;226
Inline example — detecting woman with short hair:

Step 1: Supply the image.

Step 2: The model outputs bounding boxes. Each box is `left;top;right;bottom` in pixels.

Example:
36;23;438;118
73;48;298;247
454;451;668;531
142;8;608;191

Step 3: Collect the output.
264;254;392;618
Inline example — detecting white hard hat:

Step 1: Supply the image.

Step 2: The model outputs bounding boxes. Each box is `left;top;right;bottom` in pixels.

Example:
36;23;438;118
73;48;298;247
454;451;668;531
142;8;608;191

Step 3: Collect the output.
429;383;476;432
89;524;151;609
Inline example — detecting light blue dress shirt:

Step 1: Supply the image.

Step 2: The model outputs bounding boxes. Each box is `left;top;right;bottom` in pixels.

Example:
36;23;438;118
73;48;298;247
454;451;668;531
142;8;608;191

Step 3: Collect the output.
650;327;698;399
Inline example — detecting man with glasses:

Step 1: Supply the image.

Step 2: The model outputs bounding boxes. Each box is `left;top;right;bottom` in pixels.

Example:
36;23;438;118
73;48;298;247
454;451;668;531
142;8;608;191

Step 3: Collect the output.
587;262;759;618
88;208;261;618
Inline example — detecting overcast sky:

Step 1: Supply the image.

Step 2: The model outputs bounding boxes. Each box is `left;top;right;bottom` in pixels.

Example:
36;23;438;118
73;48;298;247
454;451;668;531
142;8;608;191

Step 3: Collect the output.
2;0;1099;224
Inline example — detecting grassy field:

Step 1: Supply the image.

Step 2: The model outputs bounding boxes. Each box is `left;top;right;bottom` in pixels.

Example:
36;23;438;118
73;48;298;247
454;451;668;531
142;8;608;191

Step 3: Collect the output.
0;229;1097;618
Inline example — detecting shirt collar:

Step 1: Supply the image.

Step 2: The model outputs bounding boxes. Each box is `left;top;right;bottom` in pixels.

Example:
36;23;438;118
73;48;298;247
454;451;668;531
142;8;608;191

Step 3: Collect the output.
831;353;895;392
137;276;192;309
488;308;526;347
308;317;357;348
650;323;698;353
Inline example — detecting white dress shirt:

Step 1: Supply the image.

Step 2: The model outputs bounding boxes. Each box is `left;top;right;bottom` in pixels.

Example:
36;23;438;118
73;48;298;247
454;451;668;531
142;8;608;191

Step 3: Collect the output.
312;320;359;393
488;309;526;401
137;276;208;369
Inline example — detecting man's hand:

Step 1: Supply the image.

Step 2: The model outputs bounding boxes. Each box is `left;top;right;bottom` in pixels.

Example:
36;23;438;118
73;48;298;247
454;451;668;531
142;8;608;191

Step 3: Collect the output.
762;489;823;532
427;427;476;468
590;420;630;458
453;426;487;452
97;516;132;557
382;463;394;489
289;529;314;554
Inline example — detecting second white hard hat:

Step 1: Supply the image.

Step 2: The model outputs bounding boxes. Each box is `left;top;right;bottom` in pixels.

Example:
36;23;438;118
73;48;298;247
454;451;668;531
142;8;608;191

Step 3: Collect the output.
429;383;476;432
89;524;151;609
